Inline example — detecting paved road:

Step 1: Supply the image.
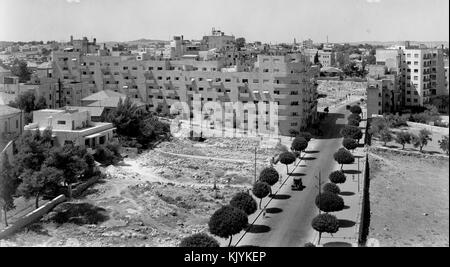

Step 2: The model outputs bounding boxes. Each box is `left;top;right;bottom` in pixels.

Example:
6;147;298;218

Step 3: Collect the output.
234;103;352;247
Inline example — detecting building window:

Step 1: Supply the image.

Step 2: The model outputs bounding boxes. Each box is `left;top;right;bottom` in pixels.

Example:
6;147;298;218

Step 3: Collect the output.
57;120;66;125
291;102;299;106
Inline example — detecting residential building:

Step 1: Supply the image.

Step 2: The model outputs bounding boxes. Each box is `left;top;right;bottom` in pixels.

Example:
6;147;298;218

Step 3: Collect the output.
202;28;235;51
50;48;319;136
366;65;401;117
24;108;115;148
302;48;335;67
0;105;23;140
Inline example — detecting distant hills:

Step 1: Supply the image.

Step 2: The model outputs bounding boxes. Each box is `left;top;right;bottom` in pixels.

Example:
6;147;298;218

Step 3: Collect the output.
347;41;449;48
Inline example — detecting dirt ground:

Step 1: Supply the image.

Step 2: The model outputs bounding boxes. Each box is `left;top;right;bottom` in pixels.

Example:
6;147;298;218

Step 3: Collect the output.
367;148;449;247
317;80;367;109
0;137;279;247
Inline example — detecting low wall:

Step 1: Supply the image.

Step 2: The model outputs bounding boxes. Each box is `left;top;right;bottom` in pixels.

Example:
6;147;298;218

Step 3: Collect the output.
406;121;449;135
0;195;67;239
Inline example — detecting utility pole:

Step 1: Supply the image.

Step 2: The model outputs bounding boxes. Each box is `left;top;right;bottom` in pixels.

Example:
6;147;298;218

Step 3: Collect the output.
254;146;257;184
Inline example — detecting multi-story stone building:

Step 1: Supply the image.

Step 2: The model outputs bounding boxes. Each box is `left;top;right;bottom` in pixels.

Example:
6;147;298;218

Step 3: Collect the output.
49;48;319;136
302;48;336;67
366;65;401;117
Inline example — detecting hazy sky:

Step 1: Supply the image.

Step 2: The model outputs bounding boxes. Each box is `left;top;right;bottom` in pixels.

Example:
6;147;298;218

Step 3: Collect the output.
1;0;449;43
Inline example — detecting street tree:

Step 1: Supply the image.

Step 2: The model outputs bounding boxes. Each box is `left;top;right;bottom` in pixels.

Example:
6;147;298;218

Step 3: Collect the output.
230;192;258;216
395;131;412;150
259;167;279;186
439;136;449;155
340;125;363;142
179;233;220;247
333;148;355;170
252;182;271;209
311;213;339;245
379;128;393;146
329;171;346;184
348;119;360;127
208;205;248;247
291;137;308;154
315;191;345;213
322;183;341;194
0;154;17;226
342;138;358;151
18;166;63;209
348;113;361;123
411;129;432;153
350;105;362;115
298;132;313;142
279;152;296;174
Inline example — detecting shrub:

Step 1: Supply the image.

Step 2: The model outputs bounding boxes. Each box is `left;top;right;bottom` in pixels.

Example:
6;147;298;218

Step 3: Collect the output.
279;152;296;174
304;242;316;247
311;213;339;245
342;138;358;151
208;205;248;247
350;105;362;114
291;137;308;153
179;233;220;247
259;167;279;186
93;145;118;166
340;125;363;141
252;182;271;209
385;114;408;128
322;183;341;194
333;148;355;170
230;192;258;215
439;136;449;155
315;191;345;213
395;131;412;150
329;171;346;184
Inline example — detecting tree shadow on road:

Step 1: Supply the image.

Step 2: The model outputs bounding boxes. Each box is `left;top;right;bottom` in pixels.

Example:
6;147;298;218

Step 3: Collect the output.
266;207;283;214
339;219;356;228
302;157;317;161
270;194;291;200
246;224;271;234
290;173;306;177
339;191;355;196
343;169;362;175
305;150;320;154
322;241;353;247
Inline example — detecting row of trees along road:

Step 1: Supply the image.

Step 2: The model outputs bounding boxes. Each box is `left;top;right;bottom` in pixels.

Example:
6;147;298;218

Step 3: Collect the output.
179;133;312;247
310;104;362;245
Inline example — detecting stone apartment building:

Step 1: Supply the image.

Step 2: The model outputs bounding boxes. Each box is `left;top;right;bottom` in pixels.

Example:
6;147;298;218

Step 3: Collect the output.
302;48;336;67
48;47;319;136
366;65;401;117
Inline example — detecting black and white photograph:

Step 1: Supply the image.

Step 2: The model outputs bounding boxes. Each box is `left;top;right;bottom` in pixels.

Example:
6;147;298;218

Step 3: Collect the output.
0;0;448;252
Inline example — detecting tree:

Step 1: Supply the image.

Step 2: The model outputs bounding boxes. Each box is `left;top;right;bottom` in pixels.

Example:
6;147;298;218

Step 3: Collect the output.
311;214;339;245
94;145;119;166
315;191;345;213
369;117;388;136
411;129;432;153
230;192;257;216
279;152;296;174
179;233;220;247
45;144;88;198
348;118;360;127
35;96;47;110
18;166;63;209
208;205;248;247
394;131;412;150
289;129;299;138
350;105;362;115
333;148;355;170
379;128;393;146
259;167;279;186
291;137;308;153
439;136;449;155
329;171;346;184
298;132;313;142
9;91;36;113
348;113;361;123
342;138;358;151
252;182;270;209
10;59;31;83
340;125;363;142
314;52;320;65
0;154;17;226
14;129;53;174
322;183;341;194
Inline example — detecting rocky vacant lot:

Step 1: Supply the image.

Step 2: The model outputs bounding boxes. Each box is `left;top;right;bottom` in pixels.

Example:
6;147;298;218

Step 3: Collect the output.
367;148;449;247
317;80;367;109
1;137;280;247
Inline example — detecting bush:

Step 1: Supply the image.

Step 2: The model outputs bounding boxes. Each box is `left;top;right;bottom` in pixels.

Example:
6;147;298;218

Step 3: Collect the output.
350;105;362;114
385;114;408;128
333;148;355;170
291;137;308;152
439;136;449;155
329;171;346;184
311;213;339;245
342;138;358;151
340;125;363;141
322;183;341;194
93;145;119;166
259;167;279;186
208;205;248;246
230;192;258;215
179;233;220;247
315;191;345;213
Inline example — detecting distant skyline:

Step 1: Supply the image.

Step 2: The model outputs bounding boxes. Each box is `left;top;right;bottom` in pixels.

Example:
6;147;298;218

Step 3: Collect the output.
1;0;449;43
